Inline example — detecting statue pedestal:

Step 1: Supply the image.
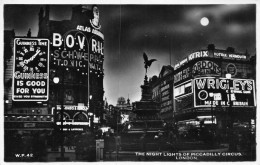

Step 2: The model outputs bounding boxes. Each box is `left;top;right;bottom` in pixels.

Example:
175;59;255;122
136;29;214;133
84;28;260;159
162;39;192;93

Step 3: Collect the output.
121;75;164;150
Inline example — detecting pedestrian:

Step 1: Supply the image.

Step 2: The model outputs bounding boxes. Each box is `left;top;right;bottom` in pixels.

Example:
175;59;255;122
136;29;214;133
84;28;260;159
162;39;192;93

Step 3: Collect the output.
38;131;48;161
82;130;96;161
114;133;121;161
14;132;23;154
32;131;48;161
96;129;103;139
23;134;33;154
139;131;147;161
75;138;84;160
104;131;114;160
155;130;163;151
168;130;174;142
140;132;146;152
168;130;175;151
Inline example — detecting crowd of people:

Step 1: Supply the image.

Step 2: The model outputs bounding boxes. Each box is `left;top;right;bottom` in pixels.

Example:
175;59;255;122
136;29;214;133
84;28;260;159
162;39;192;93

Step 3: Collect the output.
5;129;97;161
5;130;49;161
5;123;255;161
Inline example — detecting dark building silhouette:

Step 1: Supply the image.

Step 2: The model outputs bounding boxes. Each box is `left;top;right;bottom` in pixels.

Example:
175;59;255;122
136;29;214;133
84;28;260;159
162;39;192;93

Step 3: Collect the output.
150;44;256;154
151;65;174;121
38;5;105;130
4;5;105;136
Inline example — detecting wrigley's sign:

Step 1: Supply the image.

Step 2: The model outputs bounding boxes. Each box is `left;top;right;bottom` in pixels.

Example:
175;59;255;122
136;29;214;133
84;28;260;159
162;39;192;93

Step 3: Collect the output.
194;77;255;107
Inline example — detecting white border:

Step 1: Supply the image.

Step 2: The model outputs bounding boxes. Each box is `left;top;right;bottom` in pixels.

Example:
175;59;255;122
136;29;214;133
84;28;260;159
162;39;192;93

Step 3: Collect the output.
1;2;259;165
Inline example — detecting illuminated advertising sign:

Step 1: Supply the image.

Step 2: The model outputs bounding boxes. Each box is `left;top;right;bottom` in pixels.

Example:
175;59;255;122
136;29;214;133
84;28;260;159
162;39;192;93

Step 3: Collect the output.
51;107;90;131
52;30;104;73
213;52;247;60
174;67;191;84
12;38;49;101
55;105;89;111
197;116;216;124
192;60;221;76
121;114;129;124
174;58;188;70
51;6;104;75
226;63;237;76
174;51;208;70
174;80;192;98
194;77;255;107
188;50;209;61
174;49;248;71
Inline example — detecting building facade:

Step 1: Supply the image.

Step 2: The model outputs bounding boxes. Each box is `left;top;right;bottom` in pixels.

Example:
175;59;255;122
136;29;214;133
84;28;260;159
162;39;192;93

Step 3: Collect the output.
173;45;256;137
150;44;256;139
116;97;133;125
38;5;104;131
4;5;104;134
151;65;174;121
4;30;54;133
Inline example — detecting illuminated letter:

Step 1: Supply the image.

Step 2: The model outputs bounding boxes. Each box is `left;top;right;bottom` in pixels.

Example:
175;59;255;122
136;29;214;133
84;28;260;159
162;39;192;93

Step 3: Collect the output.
78;36;85;49
234;80;241;91
76;51;83;60
61;51;67;58
53;50;60;58
196;79;206;89
247;80;253;90
68;51;74;59
208;79;215;89
203;51;208;57
66;35;74;48
92;39;97;52
53;33;62;47
218;79;227;89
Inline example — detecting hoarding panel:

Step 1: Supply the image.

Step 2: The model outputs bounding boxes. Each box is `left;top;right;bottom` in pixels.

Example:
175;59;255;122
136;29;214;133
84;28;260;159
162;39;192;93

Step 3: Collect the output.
194;77;255;107
192;60;221;77
174;80;193;98
12;38;49;101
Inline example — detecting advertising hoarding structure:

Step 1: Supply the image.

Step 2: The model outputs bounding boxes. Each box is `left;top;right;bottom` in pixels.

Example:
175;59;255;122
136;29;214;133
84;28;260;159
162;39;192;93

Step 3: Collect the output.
194;77;255;108
174;50;248;70
173;55;255;126
173;49;253;114
49;6;104;129
174;80;193;115
174;80;193;99
12;38;49;101
160;80;172;114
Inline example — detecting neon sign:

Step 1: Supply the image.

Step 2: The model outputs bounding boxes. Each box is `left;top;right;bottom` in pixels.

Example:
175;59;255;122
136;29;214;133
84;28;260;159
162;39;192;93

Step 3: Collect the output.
12;38;49;101
194;77;255;107
192;60;221;76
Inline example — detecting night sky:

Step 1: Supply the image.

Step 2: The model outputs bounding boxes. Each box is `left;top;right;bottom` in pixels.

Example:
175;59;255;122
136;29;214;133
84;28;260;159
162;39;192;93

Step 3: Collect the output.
4;4;256;105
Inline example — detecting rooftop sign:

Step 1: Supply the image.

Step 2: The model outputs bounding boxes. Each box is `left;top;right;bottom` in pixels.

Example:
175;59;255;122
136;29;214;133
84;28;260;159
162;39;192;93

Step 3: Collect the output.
174;49;248;70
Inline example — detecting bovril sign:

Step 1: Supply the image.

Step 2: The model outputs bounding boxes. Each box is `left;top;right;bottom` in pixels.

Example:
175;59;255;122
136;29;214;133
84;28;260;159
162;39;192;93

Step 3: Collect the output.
52;31;104;72
192;60;221;76
51;5;104;73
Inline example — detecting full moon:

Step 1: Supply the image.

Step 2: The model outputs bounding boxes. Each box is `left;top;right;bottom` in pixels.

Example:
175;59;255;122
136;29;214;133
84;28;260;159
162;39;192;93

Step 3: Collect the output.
200;17;209;26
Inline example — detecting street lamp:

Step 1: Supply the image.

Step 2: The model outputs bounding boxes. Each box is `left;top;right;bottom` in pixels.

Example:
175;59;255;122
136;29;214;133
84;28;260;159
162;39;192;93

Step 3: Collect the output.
225;73;232;127
53;76;59;124
53;77;60;84
209;92;214;125
53;74;65;160
89;95;94;132
226;73;235;150
225;73;232;79
88;112;94;132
